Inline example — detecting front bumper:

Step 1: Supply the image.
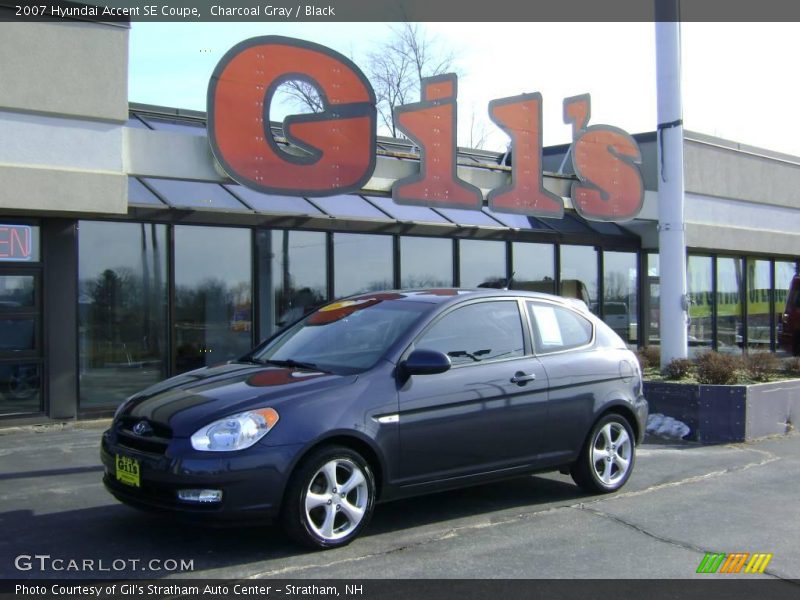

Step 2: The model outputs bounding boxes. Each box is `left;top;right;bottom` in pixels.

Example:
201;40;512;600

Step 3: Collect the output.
101;428;303;521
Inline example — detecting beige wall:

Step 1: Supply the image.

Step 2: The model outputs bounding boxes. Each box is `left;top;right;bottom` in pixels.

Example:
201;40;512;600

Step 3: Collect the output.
0;21;128;122
682;133;800;255
0;20;128;214
685;136;800;210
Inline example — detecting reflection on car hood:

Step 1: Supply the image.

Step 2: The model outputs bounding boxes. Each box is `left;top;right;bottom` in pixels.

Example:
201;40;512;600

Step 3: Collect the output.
119;362;355;436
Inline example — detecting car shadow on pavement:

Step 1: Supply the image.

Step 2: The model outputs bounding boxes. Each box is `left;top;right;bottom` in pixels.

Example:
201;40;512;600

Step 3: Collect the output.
0;474;584;578
367;473;582;535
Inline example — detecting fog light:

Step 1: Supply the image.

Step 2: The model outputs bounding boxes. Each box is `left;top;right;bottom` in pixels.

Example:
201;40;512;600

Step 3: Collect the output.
177;489;223;503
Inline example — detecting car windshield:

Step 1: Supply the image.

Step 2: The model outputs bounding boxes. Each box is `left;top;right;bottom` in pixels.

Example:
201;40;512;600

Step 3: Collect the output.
251;296;431;374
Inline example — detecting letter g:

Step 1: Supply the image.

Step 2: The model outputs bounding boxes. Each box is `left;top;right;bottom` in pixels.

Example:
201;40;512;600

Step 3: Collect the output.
208;36;377;197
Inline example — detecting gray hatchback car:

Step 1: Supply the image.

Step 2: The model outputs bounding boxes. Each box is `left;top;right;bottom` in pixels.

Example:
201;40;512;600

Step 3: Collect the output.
103;289;647;549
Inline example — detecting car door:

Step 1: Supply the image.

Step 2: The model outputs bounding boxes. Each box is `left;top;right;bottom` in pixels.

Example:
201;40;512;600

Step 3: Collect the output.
396;298;549;485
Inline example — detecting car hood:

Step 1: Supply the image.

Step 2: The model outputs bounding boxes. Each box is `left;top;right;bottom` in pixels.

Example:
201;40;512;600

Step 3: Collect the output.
118;362;356;437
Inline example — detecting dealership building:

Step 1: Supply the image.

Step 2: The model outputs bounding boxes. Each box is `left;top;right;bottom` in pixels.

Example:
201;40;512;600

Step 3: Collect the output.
1;17;799;422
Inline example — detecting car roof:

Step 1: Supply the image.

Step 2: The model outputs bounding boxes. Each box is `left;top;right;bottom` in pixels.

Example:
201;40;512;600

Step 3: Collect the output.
347;288;585;309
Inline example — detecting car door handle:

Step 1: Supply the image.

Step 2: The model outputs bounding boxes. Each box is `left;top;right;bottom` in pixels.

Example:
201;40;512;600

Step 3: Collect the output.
510;371;536;385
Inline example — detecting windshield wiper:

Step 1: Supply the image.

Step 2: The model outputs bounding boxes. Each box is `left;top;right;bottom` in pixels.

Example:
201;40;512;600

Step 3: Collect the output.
262;358;329;372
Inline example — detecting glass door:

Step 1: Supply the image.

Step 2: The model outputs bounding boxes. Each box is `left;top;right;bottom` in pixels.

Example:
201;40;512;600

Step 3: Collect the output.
0;269;43;415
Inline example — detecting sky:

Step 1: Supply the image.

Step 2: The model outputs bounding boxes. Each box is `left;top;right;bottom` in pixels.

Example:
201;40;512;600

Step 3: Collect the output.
128;22;800;156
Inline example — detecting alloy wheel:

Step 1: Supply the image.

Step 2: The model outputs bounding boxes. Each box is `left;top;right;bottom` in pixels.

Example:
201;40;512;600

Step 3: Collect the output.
303;458;369;542
590;422;632;486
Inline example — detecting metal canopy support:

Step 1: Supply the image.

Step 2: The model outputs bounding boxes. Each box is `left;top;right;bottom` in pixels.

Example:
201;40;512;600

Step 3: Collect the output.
656;2;689;368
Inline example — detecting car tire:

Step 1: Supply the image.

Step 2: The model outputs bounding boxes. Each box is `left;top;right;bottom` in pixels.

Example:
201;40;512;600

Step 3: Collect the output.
571;413;636;494
282;445;376;550
794;334;800;357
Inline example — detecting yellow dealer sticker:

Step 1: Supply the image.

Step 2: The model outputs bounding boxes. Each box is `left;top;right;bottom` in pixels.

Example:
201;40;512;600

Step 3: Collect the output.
115;455;140;488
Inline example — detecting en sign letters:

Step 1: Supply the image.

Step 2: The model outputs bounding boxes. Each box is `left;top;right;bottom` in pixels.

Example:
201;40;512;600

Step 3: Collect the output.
0;225;32;261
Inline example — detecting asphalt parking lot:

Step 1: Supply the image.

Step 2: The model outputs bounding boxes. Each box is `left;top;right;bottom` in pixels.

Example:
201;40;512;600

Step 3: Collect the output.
0;422;798;580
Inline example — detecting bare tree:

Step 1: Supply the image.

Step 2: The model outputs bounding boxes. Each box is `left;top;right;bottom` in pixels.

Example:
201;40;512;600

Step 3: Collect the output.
275;24;495;149
279;80;324;114
367;23;457;138
467;107;490;150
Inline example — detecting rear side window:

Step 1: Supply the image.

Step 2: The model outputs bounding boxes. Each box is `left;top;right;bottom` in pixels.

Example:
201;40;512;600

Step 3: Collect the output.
527;301;593;353
416;301;525;366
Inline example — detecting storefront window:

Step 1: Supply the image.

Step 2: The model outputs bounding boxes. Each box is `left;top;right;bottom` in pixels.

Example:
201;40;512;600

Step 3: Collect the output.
174;225;252;373
333;233;393;297
688;255;713;350
78;222;168;407
0;275;34;307
400;237;453;288
775;260;797;349
459;239;506;288
262;230;328;335
645;253;660;346
603;251;638;344
746;258;772;350
716;257;743;352
512;242;555;294
560;245;597;311
775;261;797;314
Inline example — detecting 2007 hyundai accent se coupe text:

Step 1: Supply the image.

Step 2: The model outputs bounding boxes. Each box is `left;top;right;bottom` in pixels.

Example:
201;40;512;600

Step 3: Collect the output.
102;289;648;549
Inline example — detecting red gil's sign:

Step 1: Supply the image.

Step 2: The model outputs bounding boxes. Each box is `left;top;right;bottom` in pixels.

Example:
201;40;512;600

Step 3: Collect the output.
0;225;32;261
208;36;644;223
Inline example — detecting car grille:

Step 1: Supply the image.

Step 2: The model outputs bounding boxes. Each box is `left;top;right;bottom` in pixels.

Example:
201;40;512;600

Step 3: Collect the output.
115;417;172;455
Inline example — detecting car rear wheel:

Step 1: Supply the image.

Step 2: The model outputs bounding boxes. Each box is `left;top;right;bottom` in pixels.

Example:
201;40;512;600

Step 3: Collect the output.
282;445;375;549
571;413;635;494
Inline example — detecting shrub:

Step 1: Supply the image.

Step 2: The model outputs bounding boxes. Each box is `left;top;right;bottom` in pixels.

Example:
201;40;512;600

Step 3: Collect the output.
783;357;800;376
695;351;741;385
744;352;780;382
664;358;694;380
637;346;661;370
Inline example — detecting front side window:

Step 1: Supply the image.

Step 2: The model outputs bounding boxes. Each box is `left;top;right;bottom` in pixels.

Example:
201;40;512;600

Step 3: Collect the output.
528;302;593;353
416;300;524;367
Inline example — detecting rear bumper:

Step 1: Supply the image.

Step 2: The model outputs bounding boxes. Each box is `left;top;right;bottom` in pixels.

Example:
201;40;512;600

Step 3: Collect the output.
101;429;303;521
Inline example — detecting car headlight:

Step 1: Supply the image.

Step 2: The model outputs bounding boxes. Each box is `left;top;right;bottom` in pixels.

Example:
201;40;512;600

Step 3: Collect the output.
190;408;280;452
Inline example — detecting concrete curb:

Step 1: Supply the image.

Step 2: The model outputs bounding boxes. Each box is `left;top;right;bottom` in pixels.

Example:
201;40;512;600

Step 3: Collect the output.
0;418;111;435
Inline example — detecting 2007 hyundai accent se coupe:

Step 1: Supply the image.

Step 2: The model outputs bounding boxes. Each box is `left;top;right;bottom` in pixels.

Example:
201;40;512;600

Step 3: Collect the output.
102;289;647;549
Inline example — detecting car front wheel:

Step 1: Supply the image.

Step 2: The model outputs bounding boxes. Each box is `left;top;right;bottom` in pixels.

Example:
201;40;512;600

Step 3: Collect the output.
571;413;635;494
282;445;376;549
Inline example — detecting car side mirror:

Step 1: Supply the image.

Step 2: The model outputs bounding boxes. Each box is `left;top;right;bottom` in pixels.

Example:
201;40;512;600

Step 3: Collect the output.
402;349;451;376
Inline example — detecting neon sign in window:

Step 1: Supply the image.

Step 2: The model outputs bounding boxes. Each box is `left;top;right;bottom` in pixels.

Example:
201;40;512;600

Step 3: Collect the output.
0;225;33;261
